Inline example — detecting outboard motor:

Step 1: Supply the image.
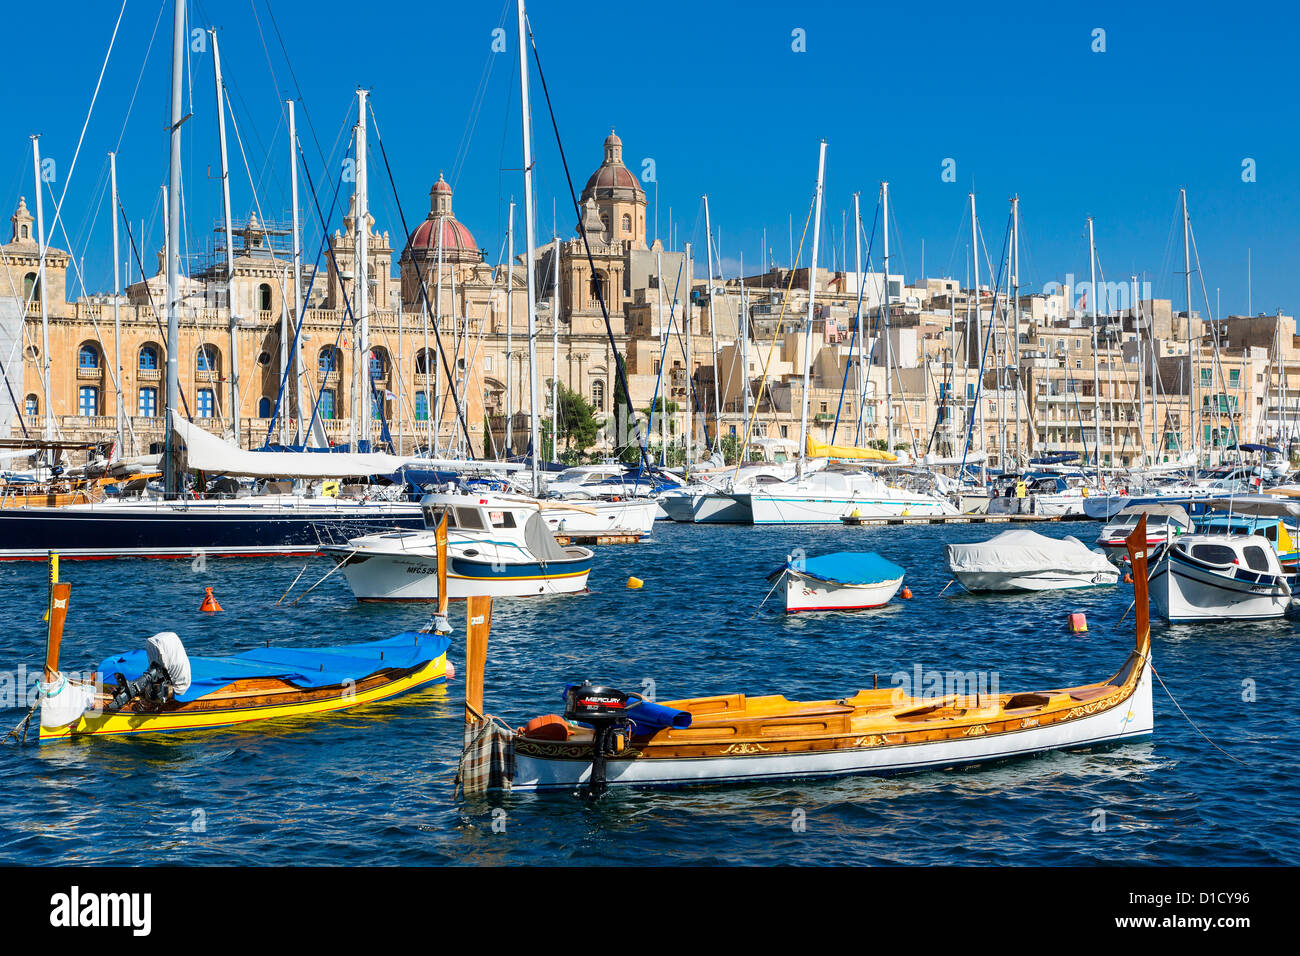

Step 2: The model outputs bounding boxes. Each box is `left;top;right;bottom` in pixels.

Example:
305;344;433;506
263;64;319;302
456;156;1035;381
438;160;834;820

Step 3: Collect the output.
563;682;630;797
108;632;192;713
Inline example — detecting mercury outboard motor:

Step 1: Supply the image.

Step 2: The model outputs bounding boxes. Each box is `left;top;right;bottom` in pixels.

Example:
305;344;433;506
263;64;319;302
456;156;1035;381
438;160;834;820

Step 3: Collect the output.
563;682;630;797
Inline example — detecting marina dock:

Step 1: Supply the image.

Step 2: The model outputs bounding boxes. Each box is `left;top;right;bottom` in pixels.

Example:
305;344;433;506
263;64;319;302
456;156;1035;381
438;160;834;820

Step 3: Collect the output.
841;513;1065;527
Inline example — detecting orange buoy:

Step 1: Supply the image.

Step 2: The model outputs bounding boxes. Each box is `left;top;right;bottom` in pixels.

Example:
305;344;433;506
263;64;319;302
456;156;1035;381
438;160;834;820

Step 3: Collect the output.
519;713;570;741
1123;572;1133;584
901;587;913;599
1068;612;1087;633
199;587;223;613
444;660;456;680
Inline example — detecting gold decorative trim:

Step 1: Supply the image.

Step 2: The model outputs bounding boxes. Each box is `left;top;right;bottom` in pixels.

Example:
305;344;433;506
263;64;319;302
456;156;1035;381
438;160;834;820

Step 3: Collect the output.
720;742;768;755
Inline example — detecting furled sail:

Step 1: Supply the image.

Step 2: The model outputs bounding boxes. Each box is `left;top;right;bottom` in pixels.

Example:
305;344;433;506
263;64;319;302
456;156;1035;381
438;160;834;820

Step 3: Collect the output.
805;436;898;462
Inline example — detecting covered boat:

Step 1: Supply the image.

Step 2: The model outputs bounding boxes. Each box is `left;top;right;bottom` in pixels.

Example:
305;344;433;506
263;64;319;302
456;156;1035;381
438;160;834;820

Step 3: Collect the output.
774;551;905;613
1096;504;1193;560
457;518;1156;795
946;529;1118;592
33;557;450;744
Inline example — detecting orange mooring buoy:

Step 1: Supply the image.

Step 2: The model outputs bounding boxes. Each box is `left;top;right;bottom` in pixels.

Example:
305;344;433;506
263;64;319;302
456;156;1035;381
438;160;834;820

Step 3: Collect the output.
200;587;223;613
1123;572;1134;584
1068;612;1088;633
901;587;913;599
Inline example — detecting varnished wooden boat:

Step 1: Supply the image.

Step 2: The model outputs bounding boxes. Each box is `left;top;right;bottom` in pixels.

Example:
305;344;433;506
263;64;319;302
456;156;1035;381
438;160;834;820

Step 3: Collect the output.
34;540;453;745
459;518;1156;794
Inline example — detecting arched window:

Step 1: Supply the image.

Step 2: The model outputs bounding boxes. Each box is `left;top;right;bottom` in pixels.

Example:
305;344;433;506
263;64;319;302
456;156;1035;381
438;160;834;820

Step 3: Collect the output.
368;348;387;380
621;214;631;234
415;348;434;375
414;391;428;421
319;346;339;374
258;396;272;418
78;342;100;369
24;394;38;417
138;387;158;418
139;344;159;370
196;388;215;419
23;272;37;300
591;379;605;412
258;283;273;311
78;385;99;416
590;271;606;302
20;225;28;240
196;344;220;374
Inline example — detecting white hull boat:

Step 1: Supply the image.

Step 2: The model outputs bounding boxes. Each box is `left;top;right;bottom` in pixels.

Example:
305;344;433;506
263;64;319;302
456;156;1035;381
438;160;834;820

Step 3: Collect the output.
326;493;593;602
743;469;959;525
1149;534;1291;621
776;551;905;613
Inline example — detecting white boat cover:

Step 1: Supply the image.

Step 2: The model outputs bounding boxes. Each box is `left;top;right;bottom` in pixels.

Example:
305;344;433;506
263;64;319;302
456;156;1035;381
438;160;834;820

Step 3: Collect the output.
946;530;1115;576
146;631;192;695
173;415;516;478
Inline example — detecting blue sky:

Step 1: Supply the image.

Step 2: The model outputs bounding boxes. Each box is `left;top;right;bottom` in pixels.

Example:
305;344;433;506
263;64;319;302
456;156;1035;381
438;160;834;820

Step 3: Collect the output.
3;0;1295;318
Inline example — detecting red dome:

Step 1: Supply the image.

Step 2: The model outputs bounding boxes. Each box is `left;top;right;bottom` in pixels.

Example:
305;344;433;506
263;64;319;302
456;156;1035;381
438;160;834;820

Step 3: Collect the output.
583;164;641;193
407;216;477;254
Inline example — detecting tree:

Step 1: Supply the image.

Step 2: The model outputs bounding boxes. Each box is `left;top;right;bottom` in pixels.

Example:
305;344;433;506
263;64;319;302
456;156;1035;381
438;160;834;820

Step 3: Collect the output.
556;384;600;453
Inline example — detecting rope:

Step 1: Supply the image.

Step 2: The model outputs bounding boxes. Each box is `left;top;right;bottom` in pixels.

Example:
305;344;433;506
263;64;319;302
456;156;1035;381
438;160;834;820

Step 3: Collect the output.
1149;660;1248;768
754;567;787;615
2;700;38;746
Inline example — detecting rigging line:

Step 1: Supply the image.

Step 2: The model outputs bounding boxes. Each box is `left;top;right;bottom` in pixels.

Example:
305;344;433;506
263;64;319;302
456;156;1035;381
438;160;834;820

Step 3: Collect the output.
42;0;127;265
115;0;167;152
116;198;194;421
526;19;650;470
451;0;513;188
368;102;476;454
1149;661;1249;768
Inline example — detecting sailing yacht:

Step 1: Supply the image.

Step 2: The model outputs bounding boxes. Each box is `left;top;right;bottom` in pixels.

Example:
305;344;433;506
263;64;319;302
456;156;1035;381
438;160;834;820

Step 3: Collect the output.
741;464;959;525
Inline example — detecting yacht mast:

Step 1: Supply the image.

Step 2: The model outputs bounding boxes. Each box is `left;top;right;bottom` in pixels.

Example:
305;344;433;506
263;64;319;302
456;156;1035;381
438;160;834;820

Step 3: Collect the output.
796;139;827;480
1011;196;1021;469
881;181;893;453
31;138;52;454
110;151;124;453
162;0;184;496
551;231;560;462
504;200;514;458
210;30;240;446
852;192;864;444
968;193;982;484
516;0;540;496
1181;187;1195;468
288;99;305;445
1088;216;1101;483
703;195;721;453
352;89;371;450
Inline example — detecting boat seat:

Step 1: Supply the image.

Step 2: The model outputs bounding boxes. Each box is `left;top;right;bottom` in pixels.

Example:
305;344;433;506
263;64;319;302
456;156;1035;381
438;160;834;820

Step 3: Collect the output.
692;702;853;724
1002;692;1051;711
1068;686;1112;703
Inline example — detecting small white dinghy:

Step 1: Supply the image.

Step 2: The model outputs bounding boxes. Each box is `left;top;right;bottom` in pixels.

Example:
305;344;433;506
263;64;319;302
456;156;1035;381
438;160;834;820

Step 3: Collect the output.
1148;533;1291;622
947;529;1118;592
772;551;905;613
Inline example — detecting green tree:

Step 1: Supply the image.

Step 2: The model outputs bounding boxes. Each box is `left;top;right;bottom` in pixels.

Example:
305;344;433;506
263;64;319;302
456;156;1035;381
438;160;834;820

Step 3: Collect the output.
557;384;600;452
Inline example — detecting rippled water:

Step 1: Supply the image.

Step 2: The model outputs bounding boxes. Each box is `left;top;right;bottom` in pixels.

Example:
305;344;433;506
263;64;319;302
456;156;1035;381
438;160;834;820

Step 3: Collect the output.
0;520;1294;865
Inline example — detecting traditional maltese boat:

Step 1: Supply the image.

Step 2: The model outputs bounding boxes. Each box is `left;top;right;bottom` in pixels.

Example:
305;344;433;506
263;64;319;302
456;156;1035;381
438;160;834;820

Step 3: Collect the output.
457;519;1156;795
770;551;905;613
33;552;452;745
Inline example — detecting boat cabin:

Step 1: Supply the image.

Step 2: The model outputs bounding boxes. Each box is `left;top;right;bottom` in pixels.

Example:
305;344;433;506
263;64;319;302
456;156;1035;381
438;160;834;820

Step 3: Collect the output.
419;496;535;535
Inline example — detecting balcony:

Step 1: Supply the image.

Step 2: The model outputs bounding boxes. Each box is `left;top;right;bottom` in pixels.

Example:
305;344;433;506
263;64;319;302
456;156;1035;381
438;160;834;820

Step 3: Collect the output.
76;366;102;381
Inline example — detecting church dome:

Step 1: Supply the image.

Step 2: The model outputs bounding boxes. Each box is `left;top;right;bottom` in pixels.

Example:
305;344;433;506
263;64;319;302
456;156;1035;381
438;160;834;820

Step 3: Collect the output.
581;129;644;201
405;173;479;261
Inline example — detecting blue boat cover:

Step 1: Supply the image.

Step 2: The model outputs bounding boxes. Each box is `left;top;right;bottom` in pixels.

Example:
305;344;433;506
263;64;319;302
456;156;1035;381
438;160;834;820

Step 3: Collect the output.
626;699;693;735
98;631;450;703
788;551;904;586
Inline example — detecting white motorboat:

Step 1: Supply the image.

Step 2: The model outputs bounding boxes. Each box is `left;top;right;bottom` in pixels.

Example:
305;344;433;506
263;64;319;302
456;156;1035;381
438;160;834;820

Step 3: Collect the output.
741;467;959;525
1095;504;1193;560
691;465;794;524
1148;533;1291;622
947;530;1119;592
987;473;1091;517
325;492;594;602
774;551;905;613
541;496;657;537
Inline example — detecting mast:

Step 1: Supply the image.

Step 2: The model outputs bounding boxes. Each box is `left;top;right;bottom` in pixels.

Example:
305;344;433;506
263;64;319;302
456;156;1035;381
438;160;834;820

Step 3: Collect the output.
1010;196;1021;470
685;241;694;475
516;0;540;496
968;192;982;483
656;246;667;465
110;151;124;454
162;0;184;497
31;138;52;454
852;192;864;444
881;181;893;453
1181;188;1195;467
703;195;720;453
288;100;304;445
210;29;240;446
1133;275;1145;465
353;88;371;450
550;231;560;462
433;205;445;455
1088;216;1101;483
796;139;827;480
504;199;514;458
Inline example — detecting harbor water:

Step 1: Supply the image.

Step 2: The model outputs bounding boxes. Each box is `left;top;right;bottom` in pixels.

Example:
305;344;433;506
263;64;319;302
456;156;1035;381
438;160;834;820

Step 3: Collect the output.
1;520;1295;865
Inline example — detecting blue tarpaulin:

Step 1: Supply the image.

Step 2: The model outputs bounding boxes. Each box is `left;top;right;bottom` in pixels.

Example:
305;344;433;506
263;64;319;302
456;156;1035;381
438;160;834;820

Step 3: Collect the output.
788;551;905;586
626;698;693;735
98;631;450;703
